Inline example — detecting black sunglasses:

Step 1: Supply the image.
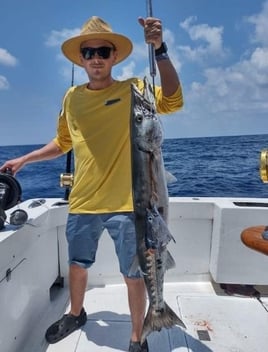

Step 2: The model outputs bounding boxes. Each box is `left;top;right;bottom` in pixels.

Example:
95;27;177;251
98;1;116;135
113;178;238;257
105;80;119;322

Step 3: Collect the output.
80;46;114;60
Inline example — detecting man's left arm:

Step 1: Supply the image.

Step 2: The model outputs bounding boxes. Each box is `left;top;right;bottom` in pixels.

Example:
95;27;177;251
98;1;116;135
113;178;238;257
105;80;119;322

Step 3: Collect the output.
138;16;182;98
155;43;181;97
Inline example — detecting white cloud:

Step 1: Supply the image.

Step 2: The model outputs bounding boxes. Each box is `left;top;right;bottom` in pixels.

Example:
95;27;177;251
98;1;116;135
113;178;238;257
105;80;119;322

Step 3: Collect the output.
133;42;149;61
179;16;227;62
178;3;268;131
247;0;268;46
116;61;136;80
0;48;17;66
186;45;268;119
45;28;80;47
0;75;9;90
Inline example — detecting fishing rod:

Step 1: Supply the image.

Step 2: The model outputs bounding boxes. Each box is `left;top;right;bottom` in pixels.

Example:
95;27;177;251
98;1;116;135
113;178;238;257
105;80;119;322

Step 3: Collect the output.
146;0;156;94
61;64;74;201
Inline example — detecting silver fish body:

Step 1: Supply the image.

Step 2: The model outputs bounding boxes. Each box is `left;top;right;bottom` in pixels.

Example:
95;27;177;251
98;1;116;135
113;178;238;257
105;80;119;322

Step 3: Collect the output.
130;78;186;343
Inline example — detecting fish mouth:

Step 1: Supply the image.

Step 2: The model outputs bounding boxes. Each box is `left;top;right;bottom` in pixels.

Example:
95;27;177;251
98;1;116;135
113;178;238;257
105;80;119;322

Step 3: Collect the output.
135;129;163;152
136;139;162;153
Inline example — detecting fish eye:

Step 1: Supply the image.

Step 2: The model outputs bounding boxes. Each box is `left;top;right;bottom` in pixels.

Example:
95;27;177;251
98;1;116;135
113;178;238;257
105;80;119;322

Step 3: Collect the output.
136;113;143;123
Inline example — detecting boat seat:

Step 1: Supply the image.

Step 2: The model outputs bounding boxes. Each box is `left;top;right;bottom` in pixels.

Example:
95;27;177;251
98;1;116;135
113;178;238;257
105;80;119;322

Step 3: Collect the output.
241;225;268;255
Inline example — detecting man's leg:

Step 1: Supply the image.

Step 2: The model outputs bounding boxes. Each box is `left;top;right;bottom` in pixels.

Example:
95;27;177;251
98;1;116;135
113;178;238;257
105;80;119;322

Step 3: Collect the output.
66;213;102;315
45;263;88;344
124;276;146;342
45;214;102;344
69;263;88;316
105;212;148;350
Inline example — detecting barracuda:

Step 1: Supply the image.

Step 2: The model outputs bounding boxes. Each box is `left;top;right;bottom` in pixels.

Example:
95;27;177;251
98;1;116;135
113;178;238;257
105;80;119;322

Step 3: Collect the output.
130;77;186;344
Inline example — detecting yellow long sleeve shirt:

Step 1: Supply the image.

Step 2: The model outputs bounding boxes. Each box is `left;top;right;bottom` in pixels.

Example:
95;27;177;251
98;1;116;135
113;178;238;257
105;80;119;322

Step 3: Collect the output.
54;77;183;213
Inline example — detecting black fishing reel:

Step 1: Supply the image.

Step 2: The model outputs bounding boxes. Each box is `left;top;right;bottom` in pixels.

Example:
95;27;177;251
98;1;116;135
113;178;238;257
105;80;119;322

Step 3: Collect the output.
0;168;27;230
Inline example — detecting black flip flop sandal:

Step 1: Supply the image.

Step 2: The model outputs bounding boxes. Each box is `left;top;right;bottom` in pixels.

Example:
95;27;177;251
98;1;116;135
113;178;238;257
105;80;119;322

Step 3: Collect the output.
45;308;87;344
129;339;149;352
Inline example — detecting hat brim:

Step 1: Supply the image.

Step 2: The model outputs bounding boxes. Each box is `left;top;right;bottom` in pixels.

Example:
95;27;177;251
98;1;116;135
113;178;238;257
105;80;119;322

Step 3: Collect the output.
61;32;133;67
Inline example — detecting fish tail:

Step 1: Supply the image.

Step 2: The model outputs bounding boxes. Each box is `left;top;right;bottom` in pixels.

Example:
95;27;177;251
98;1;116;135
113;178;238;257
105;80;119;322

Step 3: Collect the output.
141;302;186;344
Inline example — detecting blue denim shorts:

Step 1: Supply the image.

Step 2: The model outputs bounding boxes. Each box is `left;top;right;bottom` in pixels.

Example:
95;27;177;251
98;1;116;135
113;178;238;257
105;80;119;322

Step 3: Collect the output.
66;212;141;278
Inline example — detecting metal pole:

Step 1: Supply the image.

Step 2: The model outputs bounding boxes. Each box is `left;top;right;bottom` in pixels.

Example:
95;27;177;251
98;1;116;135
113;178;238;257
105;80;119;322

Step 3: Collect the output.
146;0;156;85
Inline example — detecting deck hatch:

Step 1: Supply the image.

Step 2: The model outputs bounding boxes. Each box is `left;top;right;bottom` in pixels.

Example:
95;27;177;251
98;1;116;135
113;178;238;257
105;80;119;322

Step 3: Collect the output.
197;329;211;341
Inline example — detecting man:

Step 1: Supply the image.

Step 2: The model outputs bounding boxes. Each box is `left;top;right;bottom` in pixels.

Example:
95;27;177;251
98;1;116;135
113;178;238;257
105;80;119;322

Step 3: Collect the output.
0;16;183;352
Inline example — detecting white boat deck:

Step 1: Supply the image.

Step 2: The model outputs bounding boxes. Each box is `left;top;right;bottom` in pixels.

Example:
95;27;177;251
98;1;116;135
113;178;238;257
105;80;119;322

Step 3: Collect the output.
3;197;268;352
24;281;268;352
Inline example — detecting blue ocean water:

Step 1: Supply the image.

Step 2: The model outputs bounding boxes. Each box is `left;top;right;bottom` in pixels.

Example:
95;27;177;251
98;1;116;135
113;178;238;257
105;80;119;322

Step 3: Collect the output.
1;134;268;201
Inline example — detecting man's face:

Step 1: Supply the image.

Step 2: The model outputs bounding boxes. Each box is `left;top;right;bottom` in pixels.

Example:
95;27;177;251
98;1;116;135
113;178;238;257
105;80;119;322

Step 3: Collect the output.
79;39;117;81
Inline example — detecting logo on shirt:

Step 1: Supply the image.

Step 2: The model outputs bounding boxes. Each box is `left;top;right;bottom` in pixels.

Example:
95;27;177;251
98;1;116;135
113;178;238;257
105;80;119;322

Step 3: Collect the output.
104;98;121;106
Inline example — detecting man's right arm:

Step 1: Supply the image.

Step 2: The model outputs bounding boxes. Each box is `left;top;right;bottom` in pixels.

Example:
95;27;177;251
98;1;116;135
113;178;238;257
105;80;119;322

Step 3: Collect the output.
0;140;64;175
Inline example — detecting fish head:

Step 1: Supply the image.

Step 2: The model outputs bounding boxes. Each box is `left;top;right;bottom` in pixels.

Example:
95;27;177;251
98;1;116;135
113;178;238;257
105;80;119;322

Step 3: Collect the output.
131;81;163;153
133;107;163;153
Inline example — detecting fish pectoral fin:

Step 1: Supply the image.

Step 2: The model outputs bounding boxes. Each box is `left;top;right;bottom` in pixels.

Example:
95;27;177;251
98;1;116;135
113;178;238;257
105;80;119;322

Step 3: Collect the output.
166;250;176;270
167;231;176;244
128;255;143;276
165;170;177;184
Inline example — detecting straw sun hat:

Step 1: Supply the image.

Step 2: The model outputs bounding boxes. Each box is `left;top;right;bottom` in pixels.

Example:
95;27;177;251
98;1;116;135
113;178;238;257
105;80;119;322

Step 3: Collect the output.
61;16;133;67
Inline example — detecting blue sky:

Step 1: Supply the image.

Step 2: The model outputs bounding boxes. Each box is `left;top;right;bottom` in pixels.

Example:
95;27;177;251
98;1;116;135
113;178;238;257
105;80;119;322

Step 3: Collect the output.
0;0;268;145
